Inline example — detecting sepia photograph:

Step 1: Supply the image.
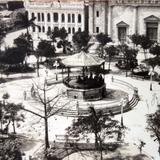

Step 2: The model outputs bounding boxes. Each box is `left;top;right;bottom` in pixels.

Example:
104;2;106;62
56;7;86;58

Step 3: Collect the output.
0;0;160;159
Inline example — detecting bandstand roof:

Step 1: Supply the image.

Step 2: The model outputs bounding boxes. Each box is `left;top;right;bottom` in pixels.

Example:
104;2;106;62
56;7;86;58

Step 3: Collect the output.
61;51;105;67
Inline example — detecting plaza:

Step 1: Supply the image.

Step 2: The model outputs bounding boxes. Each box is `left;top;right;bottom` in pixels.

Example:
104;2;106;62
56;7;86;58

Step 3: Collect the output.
0;30;160;159
1;1;160;160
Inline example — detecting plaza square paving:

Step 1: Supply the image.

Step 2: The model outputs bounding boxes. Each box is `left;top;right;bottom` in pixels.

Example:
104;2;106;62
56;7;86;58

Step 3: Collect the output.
0;67;159;159
1;29;160;159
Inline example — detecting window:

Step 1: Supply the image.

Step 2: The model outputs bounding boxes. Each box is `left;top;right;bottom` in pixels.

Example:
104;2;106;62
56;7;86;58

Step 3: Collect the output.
53;13;58;22
42;26;45;32
78;27;81;32
32;26;35;32
146;22;158;42
96;11;99;17
72;14;75;23
48;26;51;33
38;26;41;32
96;27;99;33
118;27;126;43
68;14;71;23
78;14;81;23
31;13;35;19
72;27;75;34
38;13;40;21
41;13;44;21
61;14;65;22
47;13;50;22
68;27;71;34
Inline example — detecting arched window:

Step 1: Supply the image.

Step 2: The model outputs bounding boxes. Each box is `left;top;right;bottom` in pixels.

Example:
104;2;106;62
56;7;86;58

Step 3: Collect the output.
48;26;51;33
78;27;81;32
31;12;35;19
53;13;58;22
38;13;40;21
47;13;50;22
72;14;75;23
72;27;75;34
61;14;65;22
78;14;81;23
41;13;44;21
68;14;71;23
68;27;71;34
38;26;41;32
32;26;35;32
42;26;45;32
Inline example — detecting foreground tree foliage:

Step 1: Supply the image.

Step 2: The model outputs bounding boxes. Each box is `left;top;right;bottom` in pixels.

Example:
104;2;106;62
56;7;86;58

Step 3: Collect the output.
105;45;118;70
96;33;112;58
147;110;160;155
72;31;91;52
130;34;152;59
0;47;26;66
48;27;70;54
117;44;138;76
0;94;25;134
150;43;160;58
67;105;121;149
37;40;56;58
0;138;22;160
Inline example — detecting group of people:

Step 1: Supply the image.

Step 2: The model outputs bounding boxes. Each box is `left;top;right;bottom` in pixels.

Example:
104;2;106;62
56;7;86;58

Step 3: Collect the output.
77;73;104;85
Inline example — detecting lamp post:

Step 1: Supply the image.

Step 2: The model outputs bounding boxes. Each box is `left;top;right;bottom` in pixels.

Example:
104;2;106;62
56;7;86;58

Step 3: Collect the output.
120;98;125;128
149;68;154;91
53;60;59;81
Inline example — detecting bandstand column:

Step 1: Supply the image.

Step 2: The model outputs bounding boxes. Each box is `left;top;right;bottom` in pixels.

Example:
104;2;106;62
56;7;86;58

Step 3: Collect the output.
67;67;70;78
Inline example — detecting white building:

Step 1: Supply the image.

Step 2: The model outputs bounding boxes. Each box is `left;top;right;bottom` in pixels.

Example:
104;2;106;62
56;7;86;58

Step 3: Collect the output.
24;0;85;40
25;0;160;43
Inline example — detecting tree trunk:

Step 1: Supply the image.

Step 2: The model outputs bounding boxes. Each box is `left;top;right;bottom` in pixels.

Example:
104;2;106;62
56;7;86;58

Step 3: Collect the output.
12;120;16;134
95;132;99;149
44;87;50;150
44;117;49;149
37;56;40;77
63;44;66;54
108;58;111;70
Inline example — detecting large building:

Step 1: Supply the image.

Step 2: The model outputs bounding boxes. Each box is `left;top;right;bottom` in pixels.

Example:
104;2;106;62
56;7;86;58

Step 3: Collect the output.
25;0;160;43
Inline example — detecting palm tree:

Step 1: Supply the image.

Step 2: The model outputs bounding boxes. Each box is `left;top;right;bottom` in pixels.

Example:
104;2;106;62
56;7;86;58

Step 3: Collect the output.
15;11;38;35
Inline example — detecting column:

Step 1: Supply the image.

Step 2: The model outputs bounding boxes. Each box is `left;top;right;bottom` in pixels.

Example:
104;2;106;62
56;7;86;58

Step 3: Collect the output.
81;12;85;31
108;6;113;38
134;6;138;34
50;12;53;30
58;13;61;28
44;12;47;33
92;2;95;33
75;13;78;32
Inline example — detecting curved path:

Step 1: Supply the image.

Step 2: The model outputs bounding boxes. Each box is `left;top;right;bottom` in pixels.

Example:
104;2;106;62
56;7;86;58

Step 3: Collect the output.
0;73;159;159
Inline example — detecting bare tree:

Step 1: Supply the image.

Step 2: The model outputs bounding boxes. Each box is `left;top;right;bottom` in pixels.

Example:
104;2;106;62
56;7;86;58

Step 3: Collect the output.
20;79;71;154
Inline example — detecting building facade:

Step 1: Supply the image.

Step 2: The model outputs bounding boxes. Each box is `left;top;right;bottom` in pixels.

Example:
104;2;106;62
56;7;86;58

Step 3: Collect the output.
25;0;160;43
25;0;85;39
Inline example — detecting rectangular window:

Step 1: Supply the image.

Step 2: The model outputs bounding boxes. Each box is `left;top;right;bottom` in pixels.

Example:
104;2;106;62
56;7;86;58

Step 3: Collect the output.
146;22;158;42
118;27;126;43
96;27;99;33
96;11;99;17
42;13;44;21
38;13;40;21
53;13;58;22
